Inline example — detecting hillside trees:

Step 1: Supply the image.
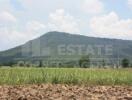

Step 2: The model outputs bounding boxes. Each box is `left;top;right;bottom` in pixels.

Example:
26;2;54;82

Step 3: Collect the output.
121;58;130;68
79;55;90;68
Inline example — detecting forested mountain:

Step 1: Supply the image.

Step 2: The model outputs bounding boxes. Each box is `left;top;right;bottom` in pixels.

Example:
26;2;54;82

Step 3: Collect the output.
0;31;132;67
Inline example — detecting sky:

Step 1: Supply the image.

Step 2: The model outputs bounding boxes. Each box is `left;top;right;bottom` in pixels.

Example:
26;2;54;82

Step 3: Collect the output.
0;0;132;51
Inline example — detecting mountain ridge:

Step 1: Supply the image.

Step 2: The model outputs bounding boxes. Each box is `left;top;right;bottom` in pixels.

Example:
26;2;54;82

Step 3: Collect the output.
1;31;132;52
0;31;132;66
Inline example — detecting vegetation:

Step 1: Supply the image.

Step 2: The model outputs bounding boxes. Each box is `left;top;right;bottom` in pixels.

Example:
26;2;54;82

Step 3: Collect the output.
0;67;131;85
102;59;106;68
79;55;90;68
39;60;43;67
121;58;130;68
0;31;132;68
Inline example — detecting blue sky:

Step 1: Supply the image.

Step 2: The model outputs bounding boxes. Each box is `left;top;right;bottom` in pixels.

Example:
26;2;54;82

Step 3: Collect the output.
0;0;132;51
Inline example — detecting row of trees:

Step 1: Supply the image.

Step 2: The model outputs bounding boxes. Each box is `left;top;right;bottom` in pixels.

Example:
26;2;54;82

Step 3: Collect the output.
79;56;132;68
0;56;131;68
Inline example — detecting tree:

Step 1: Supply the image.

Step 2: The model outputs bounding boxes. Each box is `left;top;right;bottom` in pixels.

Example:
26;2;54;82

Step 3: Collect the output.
25;62;31;67
39;60;43;67
79;55;90;68
17;61;25;67
121;58;130;68
102;59;106;68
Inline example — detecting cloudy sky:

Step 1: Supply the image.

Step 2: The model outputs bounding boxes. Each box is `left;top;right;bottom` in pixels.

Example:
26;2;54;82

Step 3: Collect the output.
0;0;132;51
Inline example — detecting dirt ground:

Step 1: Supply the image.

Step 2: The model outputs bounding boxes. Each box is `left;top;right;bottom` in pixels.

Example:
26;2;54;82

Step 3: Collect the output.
0;84;131;100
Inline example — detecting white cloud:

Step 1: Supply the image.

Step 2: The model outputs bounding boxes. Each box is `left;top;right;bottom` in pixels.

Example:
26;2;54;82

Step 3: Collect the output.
81;0;104;14
26;21;45;31
89;12;132;40
0;11;18;50
128;0;132;9
25;20;46;38
0;20;46;51
0;11;17;24
0;27;26;50
0;0;11;12
48;9;80;33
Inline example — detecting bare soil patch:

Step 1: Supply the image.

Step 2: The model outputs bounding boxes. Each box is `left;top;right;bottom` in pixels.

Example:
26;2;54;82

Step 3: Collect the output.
0;84;131;100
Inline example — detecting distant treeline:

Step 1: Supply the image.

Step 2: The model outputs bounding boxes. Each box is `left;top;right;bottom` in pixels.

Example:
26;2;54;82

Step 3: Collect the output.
0;56;132;68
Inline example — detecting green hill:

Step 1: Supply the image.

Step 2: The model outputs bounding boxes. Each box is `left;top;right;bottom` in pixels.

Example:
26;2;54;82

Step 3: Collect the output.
0;31;132;67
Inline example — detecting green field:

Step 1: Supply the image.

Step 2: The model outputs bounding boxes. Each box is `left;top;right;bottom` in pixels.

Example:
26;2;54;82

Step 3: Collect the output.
0;67;131;85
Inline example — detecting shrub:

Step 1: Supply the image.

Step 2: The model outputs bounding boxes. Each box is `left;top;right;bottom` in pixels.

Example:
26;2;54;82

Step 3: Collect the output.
79;55;90;68
121;58;130;68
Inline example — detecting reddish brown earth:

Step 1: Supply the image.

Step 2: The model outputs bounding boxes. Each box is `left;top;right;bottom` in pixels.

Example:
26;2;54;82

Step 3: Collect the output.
0;84;131;100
